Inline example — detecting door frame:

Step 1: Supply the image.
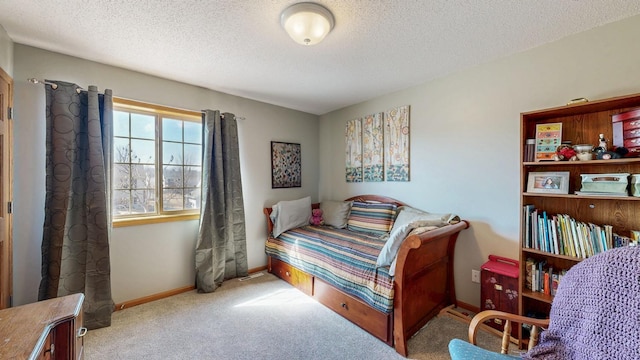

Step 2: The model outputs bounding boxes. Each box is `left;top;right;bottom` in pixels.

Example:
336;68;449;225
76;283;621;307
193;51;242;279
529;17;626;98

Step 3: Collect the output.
0;65;13;309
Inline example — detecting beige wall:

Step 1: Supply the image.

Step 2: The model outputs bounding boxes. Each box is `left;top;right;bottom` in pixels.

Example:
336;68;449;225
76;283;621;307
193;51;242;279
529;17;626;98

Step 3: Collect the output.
319;15;640;307
12;44;319;305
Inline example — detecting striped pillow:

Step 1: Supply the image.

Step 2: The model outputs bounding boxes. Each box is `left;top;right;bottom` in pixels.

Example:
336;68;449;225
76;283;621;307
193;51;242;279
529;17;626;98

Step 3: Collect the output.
347;201;397;236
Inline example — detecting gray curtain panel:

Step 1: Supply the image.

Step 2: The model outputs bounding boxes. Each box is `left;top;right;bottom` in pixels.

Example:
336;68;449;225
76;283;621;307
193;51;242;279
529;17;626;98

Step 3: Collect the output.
39;81;114;330
195;110;248;293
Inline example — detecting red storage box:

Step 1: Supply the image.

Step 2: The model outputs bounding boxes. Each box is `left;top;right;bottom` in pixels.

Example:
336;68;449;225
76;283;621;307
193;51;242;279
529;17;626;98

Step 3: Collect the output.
480;255;519;336
612;108;640;152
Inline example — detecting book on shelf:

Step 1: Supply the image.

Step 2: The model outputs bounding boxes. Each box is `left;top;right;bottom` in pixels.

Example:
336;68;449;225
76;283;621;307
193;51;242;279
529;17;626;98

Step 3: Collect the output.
523;204;535;248
551;273;560;296
543;270;551;295
549;216;557;254
525;258;534;290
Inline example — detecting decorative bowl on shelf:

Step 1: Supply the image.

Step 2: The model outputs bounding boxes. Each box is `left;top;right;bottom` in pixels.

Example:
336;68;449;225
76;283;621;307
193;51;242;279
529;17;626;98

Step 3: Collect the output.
573;144;593;161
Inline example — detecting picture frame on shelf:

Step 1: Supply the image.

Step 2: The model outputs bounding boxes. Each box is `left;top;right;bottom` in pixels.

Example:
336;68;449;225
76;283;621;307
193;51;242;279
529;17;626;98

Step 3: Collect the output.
526;171;570;194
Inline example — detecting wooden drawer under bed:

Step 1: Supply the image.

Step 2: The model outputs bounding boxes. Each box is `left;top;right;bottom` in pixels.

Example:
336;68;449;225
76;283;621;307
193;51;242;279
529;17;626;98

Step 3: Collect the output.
268;257;313;296
313;278;393;345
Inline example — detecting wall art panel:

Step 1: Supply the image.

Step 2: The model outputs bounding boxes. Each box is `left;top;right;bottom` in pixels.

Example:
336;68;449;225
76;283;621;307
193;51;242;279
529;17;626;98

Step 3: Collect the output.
384;105;410;181
345;118;363;182
362;112;384;182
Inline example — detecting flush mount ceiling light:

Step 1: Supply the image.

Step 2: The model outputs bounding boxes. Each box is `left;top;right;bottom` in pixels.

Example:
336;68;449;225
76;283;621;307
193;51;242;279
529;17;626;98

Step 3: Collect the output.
280;2;335;45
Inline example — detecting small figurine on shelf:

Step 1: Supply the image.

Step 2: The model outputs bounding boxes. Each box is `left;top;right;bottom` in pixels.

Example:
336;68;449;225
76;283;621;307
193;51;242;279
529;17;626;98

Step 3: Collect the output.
594;134;621;159
553;144;577;161
596;134;608;152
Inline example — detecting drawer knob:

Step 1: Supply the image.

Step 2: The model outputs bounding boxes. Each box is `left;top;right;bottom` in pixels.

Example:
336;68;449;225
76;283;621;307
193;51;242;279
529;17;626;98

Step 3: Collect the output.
45;344;55;355
77;327;88;337
341;302;348;309
285;271;290;277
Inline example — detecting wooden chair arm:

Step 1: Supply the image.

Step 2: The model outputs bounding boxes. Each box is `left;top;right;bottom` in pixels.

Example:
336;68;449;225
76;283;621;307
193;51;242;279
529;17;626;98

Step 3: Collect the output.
469;310;550;354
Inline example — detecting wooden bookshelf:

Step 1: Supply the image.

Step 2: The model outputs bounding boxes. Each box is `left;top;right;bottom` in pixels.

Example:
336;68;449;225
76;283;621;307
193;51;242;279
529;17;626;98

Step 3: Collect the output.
518;93;640;347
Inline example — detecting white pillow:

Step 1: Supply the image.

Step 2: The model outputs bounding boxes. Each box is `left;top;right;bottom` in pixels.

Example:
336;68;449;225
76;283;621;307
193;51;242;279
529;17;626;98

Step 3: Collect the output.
377;206;459;269
270;196;312;237
320;200;352;228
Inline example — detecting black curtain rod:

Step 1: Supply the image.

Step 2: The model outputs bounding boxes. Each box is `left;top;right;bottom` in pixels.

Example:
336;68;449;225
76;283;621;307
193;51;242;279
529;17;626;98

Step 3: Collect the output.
28;78;84;93
30;78;245;120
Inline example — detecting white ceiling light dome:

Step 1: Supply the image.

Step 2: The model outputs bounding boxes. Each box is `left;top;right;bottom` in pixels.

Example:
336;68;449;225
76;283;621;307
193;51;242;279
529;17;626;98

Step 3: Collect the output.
280;2;335;46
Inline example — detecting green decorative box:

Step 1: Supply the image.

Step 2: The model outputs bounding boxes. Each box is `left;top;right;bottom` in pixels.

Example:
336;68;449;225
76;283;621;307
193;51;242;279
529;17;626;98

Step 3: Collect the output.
631;174;640;197
580;173;629;194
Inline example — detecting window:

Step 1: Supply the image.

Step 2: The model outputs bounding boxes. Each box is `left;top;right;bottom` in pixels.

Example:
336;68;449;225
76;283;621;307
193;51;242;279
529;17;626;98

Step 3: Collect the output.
112;98;202;225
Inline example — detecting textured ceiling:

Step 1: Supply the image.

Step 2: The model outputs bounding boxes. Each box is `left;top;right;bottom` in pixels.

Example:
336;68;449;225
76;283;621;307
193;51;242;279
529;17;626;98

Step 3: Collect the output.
1;1;640;115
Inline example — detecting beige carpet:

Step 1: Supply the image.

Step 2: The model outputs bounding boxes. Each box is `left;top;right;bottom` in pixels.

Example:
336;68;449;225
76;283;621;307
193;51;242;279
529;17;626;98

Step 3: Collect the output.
85;272;510;360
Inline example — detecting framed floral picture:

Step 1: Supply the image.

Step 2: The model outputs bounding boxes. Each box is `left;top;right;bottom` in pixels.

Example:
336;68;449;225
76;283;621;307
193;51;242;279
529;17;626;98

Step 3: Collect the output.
271;141;301;188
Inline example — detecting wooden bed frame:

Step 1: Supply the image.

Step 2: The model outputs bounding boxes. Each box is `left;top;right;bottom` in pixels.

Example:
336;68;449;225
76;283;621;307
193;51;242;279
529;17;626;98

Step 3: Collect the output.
263;195;469;357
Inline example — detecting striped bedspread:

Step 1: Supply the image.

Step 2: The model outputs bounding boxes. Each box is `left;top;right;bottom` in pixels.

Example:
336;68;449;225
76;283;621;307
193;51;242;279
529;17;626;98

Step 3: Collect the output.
265;225;394;313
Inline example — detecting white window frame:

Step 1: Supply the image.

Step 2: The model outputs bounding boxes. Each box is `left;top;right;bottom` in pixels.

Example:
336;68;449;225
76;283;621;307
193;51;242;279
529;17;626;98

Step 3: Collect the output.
112;98;202;227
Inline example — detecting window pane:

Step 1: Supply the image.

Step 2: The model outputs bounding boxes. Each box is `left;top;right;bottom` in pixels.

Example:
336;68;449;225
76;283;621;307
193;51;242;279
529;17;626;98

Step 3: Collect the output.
184;121;202;144
163;188;184;211
131;139;155;164
185;187;200;209
131;190;155;214
131;164;155;190
184;144;201;166
131;113;155;139
163;118;183;142
113;137;130;163
113;101;201;220
184;166;201;188
113;190;130;215
114;111;130;137
163;165;183;188
113;164;131;189
163;141;183;165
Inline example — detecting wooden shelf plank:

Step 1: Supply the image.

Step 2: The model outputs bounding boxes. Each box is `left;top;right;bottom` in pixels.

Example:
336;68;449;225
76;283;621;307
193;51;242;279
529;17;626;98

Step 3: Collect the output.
522;192;640;200
521;248;583;262
524;158;640;166
521;290;553;304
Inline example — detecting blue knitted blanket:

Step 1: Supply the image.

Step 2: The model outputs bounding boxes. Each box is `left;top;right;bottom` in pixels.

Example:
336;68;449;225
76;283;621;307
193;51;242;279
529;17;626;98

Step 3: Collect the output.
523;246;640;360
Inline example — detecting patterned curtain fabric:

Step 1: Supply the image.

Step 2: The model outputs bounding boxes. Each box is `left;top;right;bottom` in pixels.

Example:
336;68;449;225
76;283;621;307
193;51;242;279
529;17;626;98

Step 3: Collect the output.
195;110;248;292
39;81;114;330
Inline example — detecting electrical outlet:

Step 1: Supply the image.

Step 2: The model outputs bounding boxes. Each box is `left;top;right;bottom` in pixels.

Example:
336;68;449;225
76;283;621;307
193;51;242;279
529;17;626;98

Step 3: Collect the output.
471;269;480;283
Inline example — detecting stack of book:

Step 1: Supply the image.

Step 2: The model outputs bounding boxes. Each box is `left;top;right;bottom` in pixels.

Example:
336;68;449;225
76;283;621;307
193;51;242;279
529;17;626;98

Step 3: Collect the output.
522;205;636;258
525;258;566;296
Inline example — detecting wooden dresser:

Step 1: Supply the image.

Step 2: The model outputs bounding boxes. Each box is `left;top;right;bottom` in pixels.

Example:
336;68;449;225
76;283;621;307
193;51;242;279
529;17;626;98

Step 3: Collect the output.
0;293;85;360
